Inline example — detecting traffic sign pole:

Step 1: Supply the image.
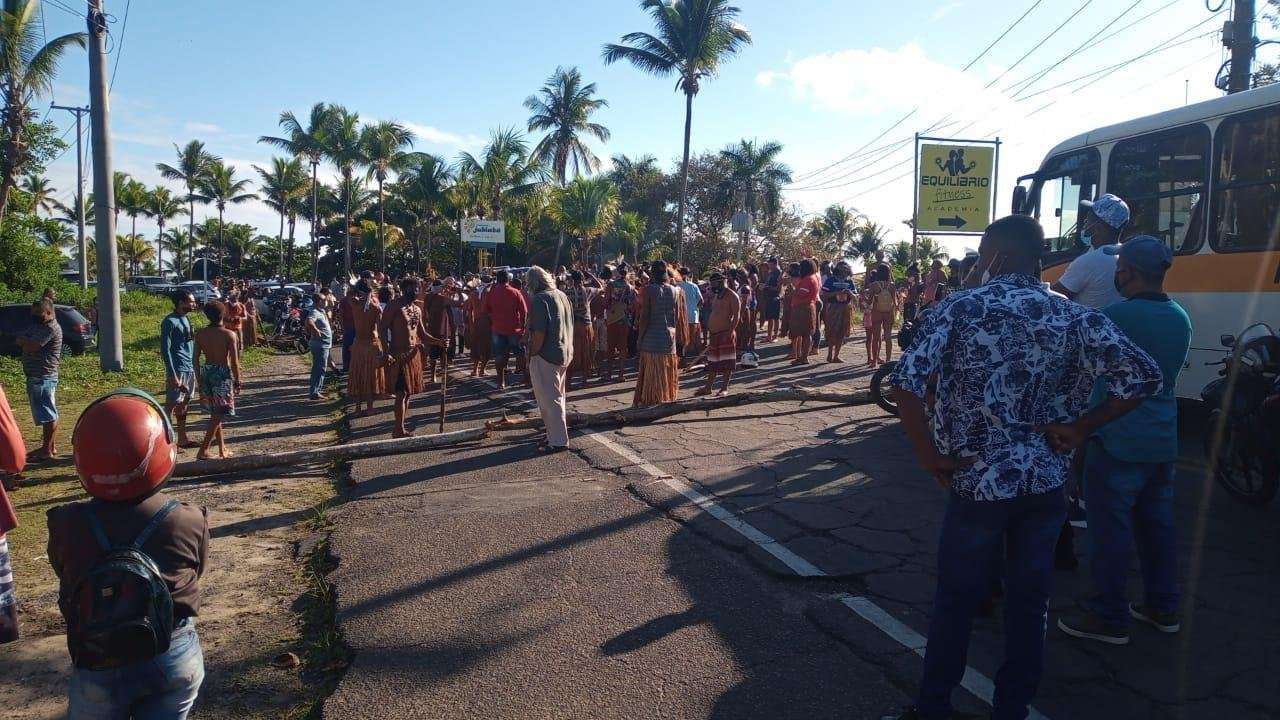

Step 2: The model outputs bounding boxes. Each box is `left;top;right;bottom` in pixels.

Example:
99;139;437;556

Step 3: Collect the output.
911;133;919;265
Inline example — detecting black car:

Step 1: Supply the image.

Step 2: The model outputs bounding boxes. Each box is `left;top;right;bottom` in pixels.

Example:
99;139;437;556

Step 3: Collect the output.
0;304;96;357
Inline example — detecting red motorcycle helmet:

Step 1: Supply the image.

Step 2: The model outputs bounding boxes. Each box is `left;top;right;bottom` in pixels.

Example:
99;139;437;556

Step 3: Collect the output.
72;389;177;501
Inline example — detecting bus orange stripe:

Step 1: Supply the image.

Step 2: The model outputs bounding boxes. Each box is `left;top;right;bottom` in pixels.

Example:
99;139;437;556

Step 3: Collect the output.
1043;250;1280;293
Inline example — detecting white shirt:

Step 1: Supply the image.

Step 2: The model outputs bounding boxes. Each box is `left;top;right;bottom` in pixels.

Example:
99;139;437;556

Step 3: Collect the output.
1057;244;1123;309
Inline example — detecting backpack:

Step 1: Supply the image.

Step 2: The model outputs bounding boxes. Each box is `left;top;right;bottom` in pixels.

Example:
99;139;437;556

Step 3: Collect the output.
873;282;895;313
62;500;179;671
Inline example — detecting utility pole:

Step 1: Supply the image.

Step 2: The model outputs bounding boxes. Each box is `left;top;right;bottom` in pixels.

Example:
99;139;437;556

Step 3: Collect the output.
1227;0;1257;94
50;104;89;289
88;0;122;371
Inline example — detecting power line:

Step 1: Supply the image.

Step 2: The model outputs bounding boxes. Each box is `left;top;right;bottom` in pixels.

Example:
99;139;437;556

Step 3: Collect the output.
42;0;81;19
1003;0;1146;97
787;0;1048;185
108;0;130;91
979;0;1096;91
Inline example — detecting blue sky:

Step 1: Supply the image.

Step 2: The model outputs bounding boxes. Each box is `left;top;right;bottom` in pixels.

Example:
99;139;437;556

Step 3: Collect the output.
37;0;1244;257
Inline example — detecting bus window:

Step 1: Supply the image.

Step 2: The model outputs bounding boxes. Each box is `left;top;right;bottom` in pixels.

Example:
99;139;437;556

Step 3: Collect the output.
1211;107;1280;252
1033;149;1100;255
1107;124;1209;255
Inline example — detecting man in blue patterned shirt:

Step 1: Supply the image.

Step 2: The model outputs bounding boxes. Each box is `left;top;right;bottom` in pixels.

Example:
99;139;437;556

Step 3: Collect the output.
883;215;1163;720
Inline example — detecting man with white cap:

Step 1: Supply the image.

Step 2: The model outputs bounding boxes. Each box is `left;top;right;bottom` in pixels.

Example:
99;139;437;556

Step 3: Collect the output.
1052;193;1129;309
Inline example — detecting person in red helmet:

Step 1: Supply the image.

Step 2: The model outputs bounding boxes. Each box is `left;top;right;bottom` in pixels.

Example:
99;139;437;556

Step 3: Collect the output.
47;389;209;719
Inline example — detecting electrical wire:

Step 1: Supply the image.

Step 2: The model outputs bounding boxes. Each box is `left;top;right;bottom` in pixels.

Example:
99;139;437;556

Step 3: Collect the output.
979;0;1096;92
786;0;1048;185
108;0;130;92
1003;0;1146;97
42;0;80;19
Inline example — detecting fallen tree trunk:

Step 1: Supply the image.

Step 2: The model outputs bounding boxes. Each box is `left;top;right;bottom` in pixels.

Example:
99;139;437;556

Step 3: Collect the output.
172;426;490;478
487;387;872;432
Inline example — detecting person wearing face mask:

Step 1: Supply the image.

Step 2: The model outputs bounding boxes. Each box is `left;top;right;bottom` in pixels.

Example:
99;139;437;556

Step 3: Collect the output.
1057;236;1191;646
1051;193;1129;308
697;272;740;397
16;299;62;460
885;215;1163;720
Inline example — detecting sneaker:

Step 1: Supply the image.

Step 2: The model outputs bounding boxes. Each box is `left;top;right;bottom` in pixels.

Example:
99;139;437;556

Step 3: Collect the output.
309;393;326;401
1057;611;1129;645
1067;498;1088;529
1130;604;1180;633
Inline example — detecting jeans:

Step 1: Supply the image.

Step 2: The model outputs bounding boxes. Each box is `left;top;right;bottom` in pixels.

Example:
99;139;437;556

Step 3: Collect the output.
917;488;1067;720
310;342;331;397
1084;442;1179;627
26;376;58;424
68;619;204;720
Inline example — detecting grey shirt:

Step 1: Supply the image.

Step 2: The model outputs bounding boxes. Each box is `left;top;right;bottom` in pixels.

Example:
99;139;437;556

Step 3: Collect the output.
21;319;62;380
528;289;573;367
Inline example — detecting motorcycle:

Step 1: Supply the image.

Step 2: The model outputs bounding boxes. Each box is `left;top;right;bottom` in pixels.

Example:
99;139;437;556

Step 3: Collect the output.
1201;323;1280;506
266;304;308;355
869;309;928;417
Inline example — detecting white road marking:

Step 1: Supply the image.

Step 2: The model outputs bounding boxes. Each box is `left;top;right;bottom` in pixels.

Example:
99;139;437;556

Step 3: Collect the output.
470;368;1045;717
840;595;1051;720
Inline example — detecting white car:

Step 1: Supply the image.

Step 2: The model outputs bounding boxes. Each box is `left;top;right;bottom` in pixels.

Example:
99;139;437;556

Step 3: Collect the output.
177;281;222;303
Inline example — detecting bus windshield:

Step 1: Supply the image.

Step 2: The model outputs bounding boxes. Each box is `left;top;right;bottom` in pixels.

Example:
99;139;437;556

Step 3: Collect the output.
1028;148;1100;259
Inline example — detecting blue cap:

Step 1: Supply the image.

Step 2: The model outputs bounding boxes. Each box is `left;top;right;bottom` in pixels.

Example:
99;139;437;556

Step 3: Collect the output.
1103;235;1173;274
1081;193;1130;229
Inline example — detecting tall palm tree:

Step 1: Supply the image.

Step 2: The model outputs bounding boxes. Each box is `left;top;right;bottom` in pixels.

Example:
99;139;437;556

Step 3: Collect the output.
719;139;791;221
525;66;610;182
0;0;86;222
850;221;891;264
156;140;217;276
38;217;73;250
396;153;454;273
809;204;861;257
604;210;647;261
602;0;752;264
359;120;415;272
254;156;309;280
198;160;256;275
548;176;620;263
443;167;482;273
20;172;59;216
458;128;546;219
915;235;949;263
525;66;610;268
320;105;364;276
221;223;260;275
162;227;198;277
116;179;149;255
111;171;130;226
260;102;332;282
145;187;186;277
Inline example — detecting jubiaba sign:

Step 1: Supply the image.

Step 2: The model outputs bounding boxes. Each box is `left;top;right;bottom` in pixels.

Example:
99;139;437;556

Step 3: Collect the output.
916;143;996;234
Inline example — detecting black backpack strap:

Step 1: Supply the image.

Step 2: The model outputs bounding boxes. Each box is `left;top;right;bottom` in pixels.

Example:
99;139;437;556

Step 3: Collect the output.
83;505;112;552
131;499;179;551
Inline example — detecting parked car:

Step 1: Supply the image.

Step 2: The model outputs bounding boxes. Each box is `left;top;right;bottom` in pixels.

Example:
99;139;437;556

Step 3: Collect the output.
0;304;96;357
128;275;175;293
177;281;221;303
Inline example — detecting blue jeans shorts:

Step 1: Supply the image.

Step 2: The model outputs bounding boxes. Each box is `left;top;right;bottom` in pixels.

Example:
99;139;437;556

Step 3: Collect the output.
491;333;524;358
26;377;58;424
68;618;204;720
166;372;196;406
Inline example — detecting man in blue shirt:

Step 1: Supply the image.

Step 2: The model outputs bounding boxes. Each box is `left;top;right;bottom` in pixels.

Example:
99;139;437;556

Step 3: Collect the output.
160;289;200;448
676;267;703;365
1058;236;1192;646
885;215;1162;720
303;294;334;401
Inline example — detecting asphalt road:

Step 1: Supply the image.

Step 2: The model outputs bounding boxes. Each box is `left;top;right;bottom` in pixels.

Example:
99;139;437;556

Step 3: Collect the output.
323;337;1280;720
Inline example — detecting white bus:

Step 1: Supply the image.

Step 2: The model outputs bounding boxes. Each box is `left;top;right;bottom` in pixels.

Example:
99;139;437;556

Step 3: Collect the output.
1014;82;1280;400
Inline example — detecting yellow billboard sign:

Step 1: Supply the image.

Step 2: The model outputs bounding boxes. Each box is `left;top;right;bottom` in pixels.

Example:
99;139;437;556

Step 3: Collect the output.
916;143;994;233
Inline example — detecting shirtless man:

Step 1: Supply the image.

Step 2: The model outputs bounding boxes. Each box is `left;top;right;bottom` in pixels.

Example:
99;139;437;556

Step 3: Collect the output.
382;278;445;438
194;301;242;459
697;272;741;397
419;280;460;385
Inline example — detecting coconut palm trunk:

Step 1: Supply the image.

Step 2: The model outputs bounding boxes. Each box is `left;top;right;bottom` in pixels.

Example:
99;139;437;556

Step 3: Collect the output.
218;206;225;275
287;214;297;279
377;176;386;272
310;159;319;283
277;208;286;281
156;222;165;274
675;89;694;266
343;169;353;277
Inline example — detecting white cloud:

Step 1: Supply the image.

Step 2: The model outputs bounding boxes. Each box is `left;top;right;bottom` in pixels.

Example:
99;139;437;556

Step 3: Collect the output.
932;2;964;21
184;121;222;134
401;121;485;152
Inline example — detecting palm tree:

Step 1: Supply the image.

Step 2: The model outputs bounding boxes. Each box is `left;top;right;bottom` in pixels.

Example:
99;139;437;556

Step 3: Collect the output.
604;210;646;261
887;241;912;268
145;187;186;276
359;120;415;272
0;0;86;222
602;0;752;264
116;179;149;254
260;102;332;281
162;227;198;277
720;139;791;220
458;128;547;220
443;167;482;272
111;171;130;226
850;221;891;264
117;233;154;278
157;140;217;276
38;217;73;250
255;156;308;280
548;176;620;263
320;105;363;276
395;153;453;273
199;160;256;275
222;223;260;275
809;204;862;257
21;172;60;216
915;235;949;263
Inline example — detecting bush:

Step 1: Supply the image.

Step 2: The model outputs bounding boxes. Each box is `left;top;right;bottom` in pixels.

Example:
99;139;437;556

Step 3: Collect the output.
0;214;69;297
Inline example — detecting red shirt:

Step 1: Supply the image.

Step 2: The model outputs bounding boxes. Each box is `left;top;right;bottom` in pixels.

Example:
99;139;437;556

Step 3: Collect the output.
791;274;821;308
483;283;528;336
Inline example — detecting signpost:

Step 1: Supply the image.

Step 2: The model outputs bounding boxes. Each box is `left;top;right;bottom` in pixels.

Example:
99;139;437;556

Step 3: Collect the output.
911;134;1001;262
462;219;505;245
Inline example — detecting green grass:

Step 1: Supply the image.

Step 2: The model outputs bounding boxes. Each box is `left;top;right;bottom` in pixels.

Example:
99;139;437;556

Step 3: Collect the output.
2;291;270;608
